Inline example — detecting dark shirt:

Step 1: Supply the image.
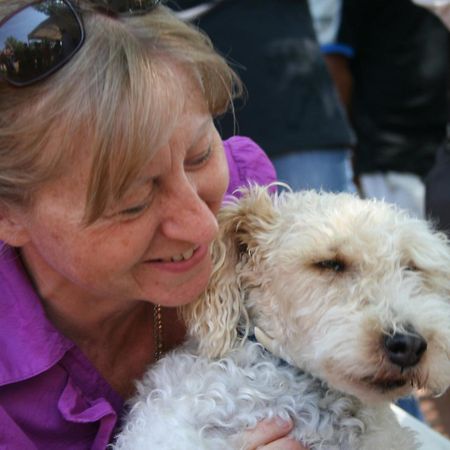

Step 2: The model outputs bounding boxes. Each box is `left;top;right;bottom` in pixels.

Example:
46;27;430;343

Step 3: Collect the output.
335;0;449;177
172;0;354;157
426;139;450;234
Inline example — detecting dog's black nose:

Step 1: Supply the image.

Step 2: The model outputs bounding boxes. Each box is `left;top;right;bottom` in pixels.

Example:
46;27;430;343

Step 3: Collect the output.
383;331;427;368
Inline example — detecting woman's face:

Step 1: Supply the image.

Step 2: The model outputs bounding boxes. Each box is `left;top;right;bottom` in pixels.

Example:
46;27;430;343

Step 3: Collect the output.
12;82;229;309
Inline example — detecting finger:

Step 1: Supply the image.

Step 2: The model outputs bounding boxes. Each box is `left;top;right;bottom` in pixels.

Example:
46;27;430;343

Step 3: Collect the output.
258;436;308;450
239;417;294;449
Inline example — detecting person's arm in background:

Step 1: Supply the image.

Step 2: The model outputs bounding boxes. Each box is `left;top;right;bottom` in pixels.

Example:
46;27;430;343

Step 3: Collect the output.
306;0;352;111
322;54;352;112
306;0;368;115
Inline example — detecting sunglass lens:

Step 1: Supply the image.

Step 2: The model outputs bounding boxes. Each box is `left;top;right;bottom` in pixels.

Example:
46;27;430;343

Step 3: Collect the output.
0;0;83;86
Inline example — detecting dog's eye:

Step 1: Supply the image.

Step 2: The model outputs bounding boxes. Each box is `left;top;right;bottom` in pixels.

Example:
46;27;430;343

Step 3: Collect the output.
315;259;346;273
405;264;419;272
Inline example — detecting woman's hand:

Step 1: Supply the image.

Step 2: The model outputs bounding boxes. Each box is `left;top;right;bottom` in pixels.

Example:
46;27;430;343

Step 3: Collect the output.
238;417;308;450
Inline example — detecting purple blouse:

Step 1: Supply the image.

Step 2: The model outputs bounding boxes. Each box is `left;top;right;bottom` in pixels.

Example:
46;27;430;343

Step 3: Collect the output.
0;137;276;449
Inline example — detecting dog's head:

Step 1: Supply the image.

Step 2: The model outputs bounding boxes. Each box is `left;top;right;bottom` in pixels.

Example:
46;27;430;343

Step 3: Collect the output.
181;185;450;403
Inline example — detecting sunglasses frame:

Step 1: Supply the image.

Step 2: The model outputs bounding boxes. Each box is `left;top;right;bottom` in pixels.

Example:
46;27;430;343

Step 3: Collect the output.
92;0;162;16
0;0;161;87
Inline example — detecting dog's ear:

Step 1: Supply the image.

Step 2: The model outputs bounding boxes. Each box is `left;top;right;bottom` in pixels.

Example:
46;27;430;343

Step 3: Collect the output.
405;222;450;293
180;184;278;358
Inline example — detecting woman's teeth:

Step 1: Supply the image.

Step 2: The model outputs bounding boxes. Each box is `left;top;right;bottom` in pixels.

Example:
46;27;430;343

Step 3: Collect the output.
170;248;195;262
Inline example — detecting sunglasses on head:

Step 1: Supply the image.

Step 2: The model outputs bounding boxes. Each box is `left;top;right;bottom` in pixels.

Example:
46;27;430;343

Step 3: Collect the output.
0;0;161;87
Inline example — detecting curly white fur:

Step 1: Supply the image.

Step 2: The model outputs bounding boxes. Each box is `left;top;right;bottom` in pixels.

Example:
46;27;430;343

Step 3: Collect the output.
113;186;450;450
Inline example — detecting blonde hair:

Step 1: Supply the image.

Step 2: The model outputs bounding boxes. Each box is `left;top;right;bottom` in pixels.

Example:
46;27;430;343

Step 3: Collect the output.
0;2;242;223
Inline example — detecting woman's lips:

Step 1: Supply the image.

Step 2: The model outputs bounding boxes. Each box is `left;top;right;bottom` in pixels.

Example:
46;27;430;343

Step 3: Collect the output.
145;245;208;273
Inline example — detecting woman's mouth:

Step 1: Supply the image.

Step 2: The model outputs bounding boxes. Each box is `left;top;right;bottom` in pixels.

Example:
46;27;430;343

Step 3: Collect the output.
146;245;208;272
166;247;196;262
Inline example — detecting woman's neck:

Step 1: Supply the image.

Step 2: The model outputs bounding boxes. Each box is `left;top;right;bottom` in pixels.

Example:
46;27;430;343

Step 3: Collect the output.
19;246;133;330
18;245;156;396
18;244;187;398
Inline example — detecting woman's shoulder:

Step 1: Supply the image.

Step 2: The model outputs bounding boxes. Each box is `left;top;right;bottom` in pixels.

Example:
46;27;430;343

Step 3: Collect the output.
0;244;72;381
0;244;122;447
224;136;277;197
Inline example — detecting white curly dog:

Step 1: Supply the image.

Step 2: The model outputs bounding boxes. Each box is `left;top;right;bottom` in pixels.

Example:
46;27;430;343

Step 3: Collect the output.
113;185;450;450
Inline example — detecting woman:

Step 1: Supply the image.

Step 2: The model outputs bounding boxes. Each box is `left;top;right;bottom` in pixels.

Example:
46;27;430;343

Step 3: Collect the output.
0;0;305;448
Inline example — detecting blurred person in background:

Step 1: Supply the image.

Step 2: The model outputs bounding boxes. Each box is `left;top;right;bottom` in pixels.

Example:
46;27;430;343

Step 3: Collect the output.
315;0;449;218
415;0;450;236
172;0;356;193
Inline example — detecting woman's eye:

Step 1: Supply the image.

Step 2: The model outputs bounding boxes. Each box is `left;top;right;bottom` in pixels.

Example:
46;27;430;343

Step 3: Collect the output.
186;146;212;167
119;202;150;217
115;181;155;218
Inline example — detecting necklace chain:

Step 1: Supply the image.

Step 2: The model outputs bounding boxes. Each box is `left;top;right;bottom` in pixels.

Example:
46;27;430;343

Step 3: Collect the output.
153;304;164;361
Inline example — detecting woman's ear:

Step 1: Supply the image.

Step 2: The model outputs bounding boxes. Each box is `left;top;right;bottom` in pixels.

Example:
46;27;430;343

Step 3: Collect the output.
0;205;31;247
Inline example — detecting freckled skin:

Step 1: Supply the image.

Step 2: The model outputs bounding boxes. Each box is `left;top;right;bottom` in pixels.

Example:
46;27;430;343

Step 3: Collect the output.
8;78;229;313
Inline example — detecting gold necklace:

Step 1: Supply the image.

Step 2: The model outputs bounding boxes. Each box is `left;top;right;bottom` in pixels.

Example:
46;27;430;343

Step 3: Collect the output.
153;304;164;361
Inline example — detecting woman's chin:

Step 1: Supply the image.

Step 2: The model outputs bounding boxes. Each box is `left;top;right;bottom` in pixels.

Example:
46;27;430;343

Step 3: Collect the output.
144;262;212;308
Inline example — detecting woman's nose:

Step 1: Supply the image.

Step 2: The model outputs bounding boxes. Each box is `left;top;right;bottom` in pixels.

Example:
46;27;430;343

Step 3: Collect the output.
160;185;219;245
